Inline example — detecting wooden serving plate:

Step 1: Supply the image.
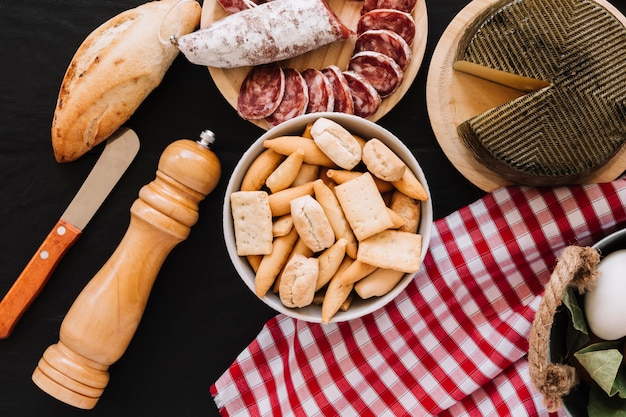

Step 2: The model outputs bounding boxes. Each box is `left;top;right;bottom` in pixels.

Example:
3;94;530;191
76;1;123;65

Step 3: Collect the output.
426;0;626;192
201;0;428;130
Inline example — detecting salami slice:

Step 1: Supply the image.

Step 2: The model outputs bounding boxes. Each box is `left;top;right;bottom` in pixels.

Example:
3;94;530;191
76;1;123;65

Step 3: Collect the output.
361;0;418;14
265;68;309;128
357;9;416;46
349;51;404;98
321;65;355;115
354;29;412;70
342;70;381;118
237;62;285;120
301;68;335;113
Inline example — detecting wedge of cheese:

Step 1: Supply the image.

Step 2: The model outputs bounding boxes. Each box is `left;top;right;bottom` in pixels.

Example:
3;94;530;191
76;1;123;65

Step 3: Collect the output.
454;0;626;186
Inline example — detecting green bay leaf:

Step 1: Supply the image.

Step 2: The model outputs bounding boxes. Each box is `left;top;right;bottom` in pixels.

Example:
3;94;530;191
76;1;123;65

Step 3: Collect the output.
575;347;623;395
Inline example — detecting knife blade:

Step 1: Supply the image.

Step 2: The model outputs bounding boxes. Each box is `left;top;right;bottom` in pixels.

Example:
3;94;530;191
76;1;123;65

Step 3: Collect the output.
0;127;140;339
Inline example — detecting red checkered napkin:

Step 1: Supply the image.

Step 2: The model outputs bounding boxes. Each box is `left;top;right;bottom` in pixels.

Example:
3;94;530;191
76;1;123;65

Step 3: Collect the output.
212;178;626;416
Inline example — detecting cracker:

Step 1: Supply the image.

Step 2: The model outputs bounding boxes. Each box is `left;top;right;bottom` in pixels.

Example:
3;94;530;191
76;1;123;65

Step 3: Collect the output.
230;191;273;256
357;230;422;273
334;172;394;241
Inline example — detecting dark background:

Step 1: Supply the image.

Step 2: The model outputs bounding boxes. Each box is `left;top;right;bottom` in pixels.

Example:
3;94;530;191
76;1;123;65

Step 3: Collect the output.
1;0;609;415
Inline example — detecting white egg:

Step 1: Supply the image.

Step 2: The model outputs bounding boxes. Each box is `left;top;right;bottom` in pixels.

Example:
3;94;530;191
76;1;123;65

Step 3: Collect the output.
584;249;626;341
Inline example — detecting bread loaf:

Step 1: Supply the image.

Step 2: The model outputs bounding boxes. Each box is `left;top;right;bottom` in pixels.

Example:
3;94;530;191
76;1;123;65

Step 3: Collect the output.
51;0;201;162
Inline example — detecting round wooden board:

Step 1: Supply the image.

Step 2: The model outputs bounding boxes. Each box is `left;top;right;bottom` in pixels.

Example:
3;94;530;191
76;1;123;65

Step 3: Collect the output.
201;0;428;130
426;0;626;192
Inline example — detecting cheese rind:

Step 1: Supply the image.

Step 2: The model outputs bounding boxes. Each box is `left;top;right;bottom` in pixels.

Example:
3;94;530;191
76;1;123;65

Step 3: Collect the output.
456;0;626;185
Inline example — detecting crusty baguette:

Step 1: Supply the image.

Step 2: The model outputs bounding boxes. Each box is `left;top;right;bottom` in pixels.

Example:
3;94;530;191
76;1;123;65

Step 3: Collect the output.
51;0;201;162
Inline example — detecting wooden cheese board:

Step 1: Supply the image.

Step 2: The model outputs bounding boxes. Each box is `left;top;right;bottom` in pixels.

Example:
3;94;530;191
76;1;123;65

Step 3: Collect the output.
201;0;428;130
426;0;626;192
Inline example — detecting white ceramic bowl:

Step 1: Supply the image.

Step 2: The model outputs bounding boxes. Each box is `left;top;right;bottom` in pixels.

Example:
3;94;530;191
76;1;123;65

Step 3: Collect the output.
223;113;433;323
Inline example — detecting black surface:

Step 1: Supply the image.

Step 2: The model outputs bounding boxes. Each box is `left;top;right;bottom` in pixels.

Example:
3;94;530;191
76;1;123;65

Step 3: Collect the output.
0;0;532;415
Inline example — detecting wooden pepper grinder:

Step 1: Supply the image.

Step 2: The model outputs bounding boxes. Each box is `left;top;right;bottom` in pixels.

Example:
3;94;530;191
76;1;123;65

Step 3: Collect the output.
31;131;221;409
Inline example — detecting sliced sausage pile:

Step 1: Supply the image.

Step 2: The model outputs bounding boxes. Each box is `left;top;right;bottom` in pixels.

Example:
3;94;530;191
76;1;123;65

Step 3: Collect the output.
220;0;418;127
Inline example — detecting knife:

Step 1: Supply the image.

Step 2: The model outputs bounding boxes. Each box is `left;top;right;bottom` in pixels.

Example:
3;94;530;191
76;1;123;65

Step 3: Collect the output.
0;127;140;339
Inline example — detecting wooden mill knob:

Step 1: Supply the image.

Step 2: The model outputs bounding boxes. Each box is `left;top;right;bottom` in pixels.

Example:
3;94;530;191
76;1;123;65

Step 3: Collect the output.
31;132;221;409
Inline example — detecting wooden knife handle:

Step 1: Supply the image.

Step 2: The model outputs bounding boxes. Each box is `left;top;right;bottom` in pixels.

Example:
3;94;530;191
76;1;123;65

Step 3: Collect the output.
0;219;81;339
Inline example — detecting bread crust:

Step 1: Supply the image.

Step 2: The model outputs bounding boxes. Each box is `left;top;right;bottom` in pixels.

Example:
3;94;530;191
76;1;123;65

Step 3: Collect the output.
290;195;335;252
52;0;201;162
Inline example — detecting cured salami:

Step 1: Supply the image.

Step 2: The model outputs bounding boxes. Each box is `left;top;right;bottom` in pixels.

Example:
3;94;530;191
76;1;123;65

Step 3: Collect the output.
301;68;335;113
177;0;354;68
349;51;404;98
237;63;285;120
322;65;355;115
342;70;381;118
354;29;412;70
361;0;417;14
357;9;416;46
265;68;309;128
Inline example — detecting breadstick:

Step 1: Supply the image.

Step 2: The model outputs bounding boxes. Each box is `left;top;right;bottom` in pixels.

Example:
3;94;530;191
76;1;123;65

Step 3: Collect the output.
291;163;320;187
255;228;299;298
387;207;407;229
313;179;358;259
392;168;428;201
302;122;315;138
263;136;337;167
241;148;285;191
339;295;353;312
390;191;421;233
268;181;315;216
353;134;367;150
316;238;347;291
321;258;354;324
362;138;406;182
354;268;405;299
326;169;394;193
265;148;305;193
247;255;262;273
272;214;293;237
337;260;377;285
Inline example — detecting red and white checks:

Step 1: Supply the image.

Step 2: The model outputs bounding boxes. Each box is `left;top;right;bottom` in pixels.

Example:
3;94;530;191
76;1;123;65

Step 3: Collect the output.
212;179;626;416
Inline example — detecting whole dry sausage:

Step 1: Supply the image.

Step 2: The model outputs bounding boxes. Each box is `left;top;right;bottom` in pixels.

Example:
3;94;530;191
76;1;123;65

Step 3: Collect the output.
177;0;353;68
